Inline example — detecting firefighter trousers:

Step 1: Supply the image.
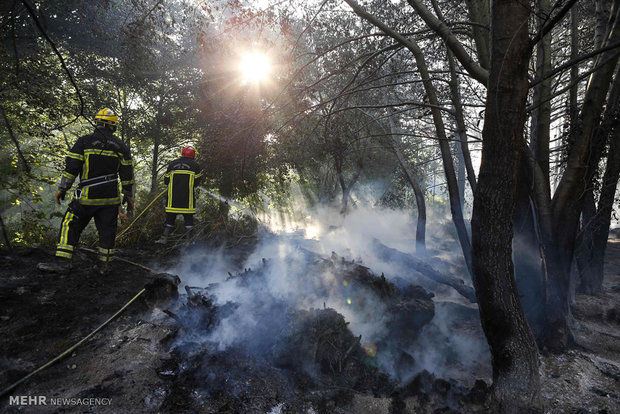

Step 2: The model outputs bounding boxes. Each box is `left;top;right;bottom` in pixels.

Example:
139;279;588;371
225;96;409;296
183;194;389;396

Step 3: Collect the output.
164;212;194;228
55;200;118;263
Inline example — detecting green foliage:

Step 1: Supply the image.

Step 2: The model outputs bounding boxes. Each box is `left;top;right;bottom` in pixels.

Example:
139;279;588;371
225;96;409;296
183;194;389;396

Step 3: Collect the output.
0;0;455;247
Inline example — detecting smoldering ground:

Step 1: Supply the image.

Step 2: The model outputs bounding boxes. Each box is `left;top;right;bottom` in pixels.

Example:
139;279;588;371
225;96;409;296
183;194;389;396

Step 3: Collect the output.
164;205;491;386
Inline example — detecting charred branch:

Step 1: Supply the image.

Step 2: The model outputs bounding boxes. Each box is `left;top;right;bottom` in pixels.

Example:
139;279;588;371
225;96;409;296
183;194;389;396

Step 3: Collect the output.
371;239;476;303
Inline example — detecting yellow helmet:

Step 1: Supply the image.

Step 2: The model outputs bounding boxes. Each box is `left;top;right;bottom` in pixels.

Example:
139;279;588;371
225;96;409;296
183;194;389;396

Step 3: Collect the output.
94;108;118;127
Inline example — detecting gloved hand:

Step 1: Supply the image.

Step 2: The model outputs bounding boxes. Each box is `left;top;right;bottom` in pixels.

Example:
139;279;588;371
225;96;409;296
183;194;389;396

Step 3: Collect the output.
118;210;129;224
55;188;67;205
123;194;136;213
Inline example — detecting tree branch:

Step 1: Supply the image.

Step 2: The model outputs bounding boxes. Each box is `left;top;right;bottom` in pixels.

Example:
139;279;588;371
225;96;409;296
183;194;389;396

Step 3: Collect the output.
0;103;30;174
20;0;90;124
342;0;489;85
330;101;454;115
531;0;579;46
530;41;620;87
527;50;620;112
405;0;489;85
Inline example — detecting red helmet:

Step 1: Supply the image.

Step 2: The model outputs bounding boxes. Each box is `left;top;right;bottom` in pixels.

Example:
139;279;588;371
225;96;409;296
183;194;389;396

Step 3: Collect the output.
181;146;196;158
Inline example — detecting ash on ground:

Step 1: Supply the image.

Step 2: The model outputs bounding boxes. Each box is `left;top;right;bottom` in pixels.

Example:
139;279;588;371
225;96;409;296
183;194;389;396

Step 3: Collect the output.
1;236;618;413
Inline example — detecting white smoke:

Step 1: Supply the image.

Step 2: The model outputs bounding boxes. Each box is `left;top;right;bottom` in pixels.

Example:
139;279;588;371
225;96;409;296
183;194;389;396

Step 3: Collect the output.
165;198;490;383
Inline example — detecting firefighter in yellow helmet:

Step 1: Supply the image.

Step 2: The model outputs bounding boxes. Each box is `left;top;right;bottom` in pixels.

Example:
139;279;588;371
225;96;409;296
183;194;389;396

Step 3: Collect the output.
156;146;202;244
38;108;135;274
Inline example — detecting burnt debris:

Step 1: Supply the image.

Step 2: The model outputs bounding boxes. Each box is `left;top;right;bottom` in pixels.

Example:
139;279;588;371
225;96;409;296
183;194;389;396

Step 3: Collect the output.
152;248;492;412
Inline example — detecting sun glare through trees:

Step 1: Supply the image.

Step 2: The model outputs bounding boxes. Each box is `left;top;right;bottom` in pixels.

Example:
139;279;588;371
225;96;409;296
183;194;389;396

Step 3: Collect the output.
238;51;271;84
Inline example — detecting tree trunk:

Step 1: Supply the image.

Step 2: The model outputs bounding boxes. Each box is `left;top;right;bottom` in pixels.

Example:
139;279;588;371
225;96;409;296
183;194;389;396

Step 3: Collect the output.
0;214;11;251
584;127;620;292
545;2;620;351
576;66;620;293
517;0;553;342
595;0;613;50
391;137;427;254
464;0;490;70
151;135;160;193
471;0;540;411
530;0;552;185
385;107;427;254
569;7;580;133
456;135;466;209
343;0;472;274
401;35;473;275
359;104;427;253
337;165;361;215
447;48;477;192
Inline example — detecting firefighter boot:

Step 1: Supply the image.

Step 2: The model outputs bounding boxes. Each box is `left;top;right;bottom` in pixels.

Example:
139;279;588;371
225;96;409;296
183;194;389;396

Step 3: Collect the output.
37;258;73;274
185;226;195;245
156;226;172;244
97;261;110;275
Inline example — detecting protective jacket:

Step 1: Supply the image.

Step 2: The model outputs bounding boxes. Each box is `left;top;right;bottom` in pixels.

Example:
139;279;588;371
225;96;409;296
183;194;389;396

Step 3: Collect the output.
164;157;202;214
54;126;133;263
59;126;134;205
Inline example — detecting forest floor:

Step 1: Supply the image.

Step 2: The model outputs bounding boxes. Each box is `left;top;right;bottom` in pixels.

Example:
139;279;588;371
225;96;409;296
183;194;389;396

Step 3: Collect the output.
0;235;618;413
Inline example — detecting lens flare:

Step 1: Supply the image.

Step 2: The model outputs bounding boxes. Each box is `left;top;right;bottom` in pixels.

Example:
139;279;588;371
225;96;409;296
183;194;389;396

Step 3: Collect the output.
238;52;271;83
346;298;352;305
363;341;377;357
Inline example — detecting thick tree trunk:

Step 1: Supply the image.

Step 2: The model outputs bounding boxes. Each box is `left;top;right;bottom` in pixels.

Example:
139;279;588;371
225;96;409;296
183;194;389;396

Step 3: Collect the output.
520;0;554;342
471;1;540;411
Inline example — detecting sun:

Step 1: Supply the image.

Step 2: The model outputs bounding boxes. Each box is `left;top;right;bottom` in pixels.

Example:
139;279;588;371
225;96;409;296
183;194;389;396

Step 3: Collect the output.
238;52;271;84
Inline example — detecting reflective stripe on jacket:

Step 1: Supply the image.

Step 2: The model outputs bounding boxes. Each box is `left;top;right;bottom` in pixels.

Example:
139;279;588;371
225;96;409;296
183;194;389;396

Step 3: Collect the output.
59;126;134;206
164;157;202;214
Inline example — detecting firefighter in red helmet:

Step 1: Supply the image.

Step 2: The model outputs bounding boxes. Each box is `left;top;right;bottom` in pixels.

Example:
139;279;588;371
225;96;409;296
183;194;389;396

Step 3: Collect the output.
156;146;202;244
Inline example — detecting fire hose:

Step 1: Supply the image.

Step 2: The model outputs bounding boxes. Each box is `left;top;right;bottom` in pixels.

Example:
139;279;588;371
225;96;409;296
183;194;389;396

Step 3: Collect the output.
1;188;256;397
1;189;195;397
115;186;256;244
115;189;167;241
0;287;147;398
